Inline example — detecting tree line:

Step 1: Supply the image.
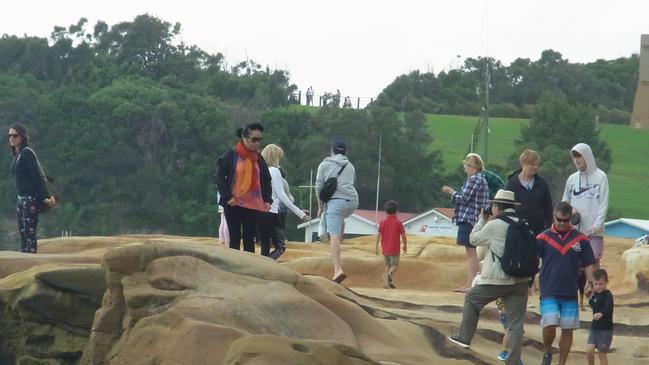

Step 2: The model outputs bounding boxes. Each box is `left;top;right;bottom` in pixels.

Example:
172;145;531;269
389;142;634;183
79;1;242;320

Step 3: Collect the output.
0;15;449;246
0;15;612;247
375;50;638;125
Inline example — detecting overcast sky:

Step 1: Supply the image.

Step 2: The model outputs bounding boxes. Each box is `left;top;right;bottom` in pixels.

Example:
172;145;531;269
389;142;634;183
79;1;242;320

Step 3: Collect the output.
2;1;648;99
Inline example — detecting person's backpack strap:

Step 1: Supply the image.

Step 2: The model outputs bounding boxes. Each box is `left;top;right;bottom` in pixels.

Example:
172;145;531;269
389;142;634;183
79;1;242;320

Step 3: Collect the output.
336;163;347;176
23;147;47;180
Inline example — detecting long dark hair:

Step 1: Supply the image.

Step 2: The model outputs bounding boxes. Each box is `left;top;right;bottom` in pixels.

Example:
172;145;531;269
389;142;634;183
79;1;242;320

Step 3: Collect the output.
9;123;29;156
236;122;264;140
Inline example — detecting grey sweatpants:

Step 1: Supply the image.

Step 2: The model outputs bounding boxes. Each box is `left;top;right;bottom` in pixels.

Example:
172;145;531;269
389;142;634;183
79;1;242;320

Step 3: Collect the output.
457;281;530;365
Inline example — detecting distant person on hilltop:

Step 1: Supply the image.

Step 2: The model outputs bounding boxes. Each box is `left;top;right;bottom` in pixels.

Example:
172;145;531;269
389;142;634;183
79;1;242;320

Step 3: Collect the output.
215;123;272;253
306;86;314;106
259;144;310;259
442;153;489;293
9;123;57;253
505;149;553;235
343;96;352;109
374;200;407;289
333;89;341;107
316;139;358;284
562;143;608;269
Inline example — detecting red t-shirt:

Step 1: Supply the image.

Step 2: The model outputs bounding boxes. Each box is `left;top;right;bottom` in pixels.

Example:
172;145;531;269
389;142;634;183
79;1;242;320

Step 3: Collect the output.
379;215;405;256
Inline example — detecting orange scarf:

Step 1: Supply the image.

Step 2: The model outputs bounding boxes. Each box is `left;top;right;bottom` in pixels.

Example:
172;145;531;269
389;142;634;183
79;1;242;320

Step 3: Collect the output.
231;141;265;211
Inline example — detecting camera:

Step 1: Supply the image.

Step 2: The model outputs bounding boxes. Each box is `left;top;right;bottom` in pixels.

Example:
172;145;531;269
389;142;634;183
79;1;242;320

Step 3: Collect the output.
483;205;493;217
571;212;581;225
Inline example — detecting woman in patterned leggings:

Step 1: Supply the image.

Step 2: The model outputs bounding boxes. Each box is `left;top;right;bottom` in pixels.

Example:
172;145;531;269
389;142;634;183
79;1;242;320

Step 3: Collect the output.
9;124;56;253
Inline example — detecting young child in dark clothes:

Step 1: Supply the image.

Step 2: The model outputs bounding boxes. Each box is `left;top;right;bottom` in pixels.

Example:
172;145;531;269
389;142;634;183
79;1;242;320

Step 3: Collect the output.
587;269;614;365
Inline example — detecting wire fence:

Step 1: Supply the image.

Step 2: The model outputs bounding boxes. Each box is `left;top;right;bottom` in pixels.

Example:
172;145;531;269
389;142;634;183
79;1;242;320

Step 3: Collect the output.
289;91;375;109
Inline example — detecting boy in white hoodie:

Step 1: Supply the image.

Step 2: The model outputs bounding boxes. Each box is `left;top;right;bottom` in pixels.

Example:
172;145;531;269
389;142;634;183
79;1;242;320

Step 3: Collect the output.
562;143;609;266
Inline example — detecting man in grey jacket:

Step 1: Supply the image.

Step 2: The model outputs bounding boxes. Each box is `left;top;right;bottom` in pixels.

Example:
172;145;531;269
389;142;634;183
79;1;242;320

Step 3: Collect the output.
449;190;531;365
316;140;359;283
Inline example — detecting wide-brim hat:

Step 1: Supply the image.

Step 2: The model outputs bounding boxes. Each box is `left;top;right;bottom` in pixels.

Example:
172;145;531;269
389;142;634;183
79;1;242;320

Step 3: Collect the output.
487;189;521;205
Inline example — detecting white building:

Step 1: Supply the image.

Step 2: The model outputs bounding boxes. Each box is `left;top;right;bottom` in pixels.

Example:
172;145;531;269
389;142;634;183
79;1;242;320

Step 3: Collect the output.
297;208;456;243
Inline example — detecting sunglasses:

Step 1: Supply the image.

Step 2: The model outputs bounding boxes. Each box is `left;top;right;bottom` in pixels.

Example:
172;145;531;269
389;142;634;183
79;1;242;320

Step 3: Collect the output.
8;133;19;138
246;136;263;143
554;216;571;223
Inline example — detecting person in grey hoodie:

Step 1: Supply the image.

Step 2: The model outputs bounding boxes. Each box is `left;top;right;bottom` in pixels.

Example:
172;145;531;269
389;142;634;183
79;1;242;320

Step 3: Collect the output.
562;143;609;266
448;190;530;365
316;139;359;283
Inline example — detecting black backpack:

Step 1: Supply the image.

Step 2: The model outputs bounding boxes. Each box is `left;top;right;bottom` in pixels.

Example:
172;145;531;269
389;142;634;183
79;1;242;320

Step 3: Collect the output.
318;164;347;203
492;213;540;278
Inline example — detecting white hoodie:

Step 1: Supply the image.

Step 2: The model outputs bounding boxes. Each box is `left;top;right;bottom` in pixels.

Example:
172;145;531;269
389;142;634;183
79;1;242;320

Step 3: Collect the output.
562;143;609;237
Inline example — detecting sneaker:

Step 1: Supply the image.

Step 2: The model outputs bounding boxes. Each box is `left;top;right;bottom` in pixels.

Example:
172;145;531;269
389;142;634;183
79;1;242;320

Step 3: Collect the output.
382;273;390;289
387;272;395;288
498;350;508;361
269;247;285;260
540;352;551;365
448;334;470;349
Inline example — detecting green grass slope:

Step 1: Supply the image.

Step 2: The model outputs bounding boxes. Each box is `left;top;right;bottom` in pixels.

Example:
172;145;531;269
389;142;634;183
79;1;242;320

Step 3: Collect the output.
426;114;649;220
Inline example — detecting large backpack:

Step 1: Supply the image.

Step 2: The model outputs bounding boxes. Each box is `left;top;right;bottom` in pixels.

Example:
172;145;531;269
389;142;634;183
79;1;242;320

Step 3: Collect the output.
482;170;505;200
492;213;540;278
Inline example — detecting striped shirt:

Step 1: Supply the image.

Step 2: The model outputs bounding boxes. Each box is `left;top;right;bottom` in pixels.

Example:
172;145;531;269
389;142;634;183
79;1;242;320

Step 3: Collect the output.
451;172;489;225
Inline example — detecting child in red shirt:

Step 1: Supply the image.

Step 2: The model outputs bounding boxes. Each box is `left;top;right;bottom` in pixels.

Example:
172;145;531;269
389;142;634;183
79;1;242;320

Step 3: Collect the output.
375;200;408;288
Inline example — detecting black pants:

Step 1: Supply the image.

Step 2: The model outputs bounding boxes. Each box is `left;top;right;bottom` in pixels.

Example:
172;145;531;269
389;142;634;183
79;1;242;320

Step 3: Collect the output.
224;205;258;253
258;212;285;258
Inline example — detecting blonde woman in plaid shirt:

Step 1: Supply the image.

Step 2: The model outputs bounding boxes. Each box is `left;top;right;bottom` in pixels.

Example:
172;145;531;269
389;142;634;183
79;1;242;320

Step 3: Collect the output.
443;153;489;293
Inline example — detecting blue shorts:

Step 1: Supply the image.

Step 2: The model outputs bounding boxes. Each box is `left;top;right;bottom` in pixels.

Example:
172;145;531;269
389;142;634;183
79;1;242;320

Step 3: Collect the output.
540;296;580;329
324;199;358;236
456;222;473;246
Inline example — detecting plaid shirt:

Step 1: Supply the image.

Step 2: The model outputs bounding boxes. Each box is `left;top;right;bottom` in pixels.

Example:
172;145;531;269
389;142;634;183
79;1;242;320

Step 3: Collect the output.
452;172;489;225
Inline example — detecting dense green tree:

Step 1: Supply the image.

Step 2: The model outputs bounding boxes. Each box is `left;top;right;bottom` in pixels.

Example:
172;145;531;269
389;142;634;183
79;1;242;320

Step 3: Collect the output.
376;51;638;124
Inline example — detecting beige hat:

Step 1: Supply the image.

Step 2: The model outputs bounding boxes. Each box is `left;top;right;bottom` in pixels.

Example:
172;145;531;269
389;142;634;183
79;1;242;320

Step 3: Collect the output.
487;189;521;205
462;153;484;170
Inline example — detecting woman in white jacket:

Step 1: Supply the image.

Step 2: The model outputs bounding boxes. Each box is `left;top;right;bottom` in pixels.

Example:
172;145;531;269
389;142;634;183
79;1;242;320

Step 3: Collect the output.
449;190;531;365
259;144;310;259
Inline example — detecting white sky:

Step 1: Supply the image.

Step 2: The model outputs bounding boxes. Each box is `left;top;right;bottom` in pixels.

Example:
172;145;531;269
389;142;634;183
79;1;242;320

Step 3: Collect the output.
2;0;648;99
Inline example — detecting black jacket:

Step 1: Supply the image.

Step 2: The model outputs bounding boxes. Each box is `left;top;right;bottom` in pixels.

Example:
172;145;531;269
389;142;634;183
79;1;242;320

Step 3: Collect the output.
11;148;48;201
505;170;553;235
215;148;272;207
589;290;613;330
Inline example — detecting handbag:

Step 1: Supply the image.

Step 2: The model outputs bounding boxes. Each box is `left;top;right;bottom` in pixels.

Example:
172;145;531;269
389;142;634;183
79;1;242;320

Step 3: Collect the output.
24;147;60;213
318;164;347;203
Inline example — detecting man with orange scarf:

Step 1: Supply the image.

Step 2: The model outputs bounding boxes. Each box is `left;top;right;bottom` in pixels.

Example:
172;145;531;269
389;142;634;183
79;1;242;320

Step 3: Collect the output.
216;123;272;253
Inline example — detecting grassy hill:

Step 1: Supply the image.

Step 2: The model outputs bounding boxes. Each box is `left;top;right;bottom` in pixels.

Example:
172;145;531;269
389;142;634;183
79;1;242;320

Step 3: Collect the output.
426;114;649;220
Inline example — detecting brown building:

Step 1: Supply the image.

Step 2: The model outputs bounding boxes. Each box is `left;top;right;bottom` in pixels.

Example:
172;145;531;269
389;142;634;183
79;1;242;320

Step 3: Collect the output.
631;34;649;129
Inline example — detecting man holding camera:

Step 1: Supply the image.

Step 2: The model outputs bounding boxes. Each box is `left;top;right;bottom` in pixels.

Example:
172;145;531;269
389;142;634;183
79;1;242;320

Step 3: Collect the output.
448;190;531;365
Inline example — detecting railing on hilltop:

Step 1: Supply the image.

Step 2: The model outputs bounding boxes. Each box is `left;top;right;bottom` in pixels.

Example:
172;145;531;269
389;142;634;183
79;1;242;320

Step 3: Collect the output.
289;91;375;109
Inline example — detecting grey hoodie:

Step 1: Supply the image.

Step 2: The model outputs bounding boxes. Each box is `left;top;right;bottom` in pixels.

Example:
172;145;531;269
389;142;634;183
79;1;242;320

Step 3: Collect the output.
562;143;609;236
315;154;358;202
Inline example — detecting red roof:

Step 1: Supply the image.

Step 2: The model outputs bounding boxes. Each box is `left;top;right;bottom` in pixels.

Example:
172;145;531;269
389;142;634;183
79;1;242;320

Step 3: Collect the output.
435;208;455;220
354;209;418;224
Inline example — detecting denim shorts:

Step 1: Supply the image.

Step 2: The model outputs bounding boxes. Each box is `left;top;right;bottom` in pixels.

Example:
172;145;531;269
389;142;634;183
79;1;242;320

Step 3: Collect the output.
324;198;358;236
456;222;473;246
587;329;613;352
540;296;579;329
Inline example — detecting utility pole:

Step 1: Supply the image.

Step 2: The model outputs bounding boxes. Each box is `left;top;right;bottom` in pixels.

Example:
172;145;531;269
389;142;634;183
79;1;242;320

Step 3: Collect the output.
374;134;382;225
484;60;490;165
